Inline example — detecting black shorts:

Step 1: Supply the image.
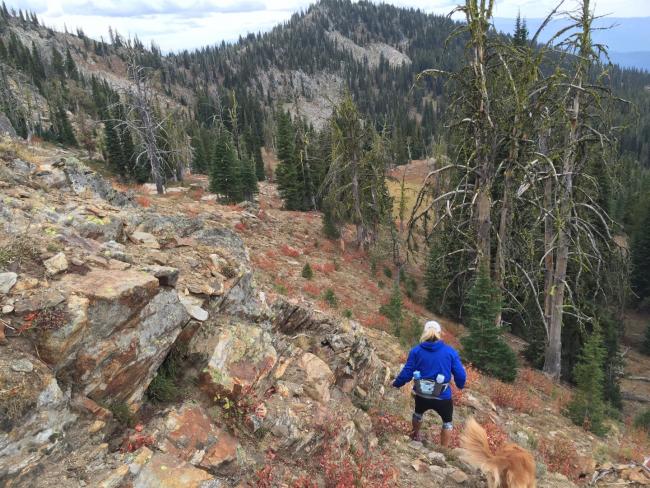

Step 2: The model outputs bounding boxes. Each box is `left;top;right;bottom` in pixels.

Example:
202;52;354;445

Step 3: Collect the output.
414;396;453;423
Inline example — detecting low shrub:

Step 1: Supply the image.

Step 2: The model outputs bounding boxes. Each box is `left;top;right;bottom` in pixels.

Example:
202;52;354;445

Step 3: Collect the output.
489;380;542;414
323;288;338;308
538;436;581;481
281;244;300;258
301;263;314;280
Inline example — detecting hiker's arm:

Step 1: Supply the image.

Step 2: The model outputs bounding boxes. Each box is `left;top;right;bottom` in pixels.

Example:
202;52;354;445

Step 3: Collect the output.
451;351;466;389
392;350;416;388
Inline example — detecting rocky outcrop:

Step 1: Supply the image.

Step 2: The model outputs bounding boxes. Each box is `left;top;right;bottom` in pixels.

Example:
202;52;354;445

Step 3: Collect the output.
188;320;277;397
34;269;190;409
0;348;76;480
0;114;17;138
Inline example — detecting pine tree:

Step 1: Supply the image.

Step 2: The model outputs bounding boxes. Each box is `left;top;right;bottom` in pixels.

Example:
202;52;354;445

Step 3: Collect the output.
631;200;650;304
460;265;517;382
380;284;404;337
275;111;302;209
104;117;125;175
65;48;78;80
51;47;65;77
209;128;231;197
567;323;607;435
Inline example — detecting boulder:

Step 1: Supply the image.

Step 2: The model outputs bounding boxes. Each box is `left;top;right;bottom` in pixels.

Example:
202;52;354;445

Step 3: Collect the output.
153;403;238;474
35;268;190;409
187;321;277;397
0;113;16;138
130;231;160;249
0;272;17;294
44;252;68;276
0;349;76;479
287;352;334;403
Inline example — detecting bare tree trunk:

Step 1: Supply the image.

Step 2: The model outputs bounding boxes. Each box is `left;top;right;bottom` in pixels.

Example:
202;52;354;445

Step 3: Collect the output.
544;84;580;380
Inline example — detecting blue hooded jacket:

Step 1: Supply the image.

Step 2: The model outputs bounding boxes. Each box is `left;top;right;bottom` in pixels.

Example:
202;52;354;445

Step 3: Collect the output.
392;340;466;400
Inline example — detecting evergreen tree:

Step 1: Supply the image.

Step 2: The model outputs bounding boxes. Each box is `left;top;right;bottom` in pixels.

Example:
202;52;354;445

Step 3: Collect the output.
460;265;518;382
380;284;404;337
104;116;125;174
65;48;78;80
209;128;231;197
631;199;650;304
275;111;302;209
567;323;608;435
51;47;65;77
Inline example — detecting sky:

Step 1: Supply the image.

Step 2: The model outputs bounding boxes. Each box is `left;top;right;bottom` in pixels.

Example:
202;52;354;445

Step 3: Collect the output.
8;0;650;53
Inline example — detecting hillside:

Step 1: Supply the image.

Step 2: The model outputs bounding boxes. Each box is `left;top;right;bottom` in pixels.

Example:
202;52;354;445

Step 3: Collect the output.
2;1;650;168
1;136;649;487
1;1;650;486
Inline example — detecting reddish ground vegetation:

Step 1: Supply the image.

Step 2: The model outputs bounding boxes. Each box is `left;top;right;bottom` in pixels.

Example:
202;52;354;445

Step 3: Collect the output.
318;420;398;488
519;368;555;396
135;195;151;208
359;313;390;331
302;282;321;297
252;256;277;272
281;244;301;258
538;436;582;481
368;410;411;440
488;379;542;414
234;222;247;232
313;262;336;274
451;364;481;405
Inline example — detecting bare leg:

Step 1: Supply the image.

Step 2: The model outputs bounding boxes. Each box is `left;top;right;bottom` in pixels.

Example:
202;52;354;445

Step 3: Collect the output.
440;427;452;447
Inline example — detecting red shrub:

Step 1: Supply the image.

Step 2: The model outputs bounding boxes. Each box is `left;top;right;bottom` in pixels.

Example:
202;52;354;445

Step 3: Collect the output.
135;195;151;208
313;262;336;274
281;244;301;258
403;298;429;317
519;368;555;397
368;410;411;439
303;282;321;297
359;313;390;331
488;380;542;414
538;436;581;481
234;222;247;232
254;256;277;272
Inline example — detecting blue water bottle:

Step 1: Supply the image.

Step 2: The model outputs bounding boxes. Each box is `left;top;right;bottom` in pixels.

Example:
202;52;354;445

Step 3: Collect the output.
413;370;421;380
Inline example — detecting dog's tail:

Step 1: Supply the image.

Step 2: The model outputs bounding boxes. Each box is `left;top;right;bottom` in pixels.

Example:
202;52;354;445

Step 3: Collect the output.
459;417;501;484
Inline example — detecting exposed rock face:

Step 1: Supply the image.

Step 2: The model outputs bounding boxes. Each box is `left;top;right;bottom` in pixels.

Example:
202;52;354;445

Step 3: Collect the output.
36;269;190;409
63;157;134;207
0;113;17;138
188;321;277;397
44;252;68;276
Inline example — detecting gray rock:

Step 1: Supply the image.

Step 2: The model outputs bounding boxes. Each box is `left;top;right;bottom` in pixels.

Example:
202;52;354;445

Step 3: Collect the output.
11;358;34;373
14;288;66;313
192;227;248;263
130;231;160;249
44;252;68;276
0;272;18;294
63;157;133;207
0;112;17;138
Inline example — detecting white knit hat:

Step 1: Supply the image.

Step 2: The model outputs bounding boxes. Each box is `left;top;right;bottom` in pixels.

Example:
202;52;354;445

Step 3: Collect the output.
424;320;441;335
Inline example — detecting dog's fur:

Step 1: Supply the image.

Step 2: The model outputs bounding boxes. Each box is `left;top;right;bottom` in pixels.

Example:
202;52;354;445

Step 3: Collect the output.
459;417;536;488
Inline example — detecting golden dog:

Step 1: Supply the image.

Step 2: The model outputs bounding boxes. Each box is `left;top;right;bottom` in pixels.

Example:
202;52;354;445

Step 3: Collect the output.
459;417;536;488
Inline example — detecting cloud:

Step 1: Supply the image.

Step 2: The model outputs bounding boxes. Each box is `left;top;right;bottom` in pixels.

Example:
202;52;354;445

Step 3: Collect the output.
6;0;650;53
56;0;266;18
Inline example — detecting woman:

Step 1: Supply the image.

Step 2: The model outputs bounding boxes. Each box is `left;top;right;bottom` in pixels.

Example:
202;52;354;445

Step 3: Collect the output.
392;320;466;446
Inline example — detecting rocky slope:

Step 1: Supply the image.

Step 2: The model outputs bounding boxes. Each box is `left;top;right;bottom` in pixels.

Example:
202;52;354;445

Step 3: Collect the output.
0;136;648;487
